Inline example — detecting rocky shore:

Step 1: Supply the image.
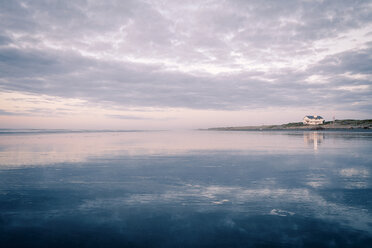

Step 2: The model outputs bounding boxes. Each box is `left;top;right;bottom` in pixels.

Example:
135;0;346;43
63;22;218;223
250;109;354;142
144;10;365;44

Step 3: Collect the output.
207;119;372;131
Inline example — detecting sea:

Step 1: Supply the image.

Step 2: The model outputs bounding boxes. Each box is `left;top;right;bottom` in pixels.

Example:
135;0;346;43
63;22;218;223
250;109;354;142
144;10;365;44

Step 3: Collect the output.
0;130;371;247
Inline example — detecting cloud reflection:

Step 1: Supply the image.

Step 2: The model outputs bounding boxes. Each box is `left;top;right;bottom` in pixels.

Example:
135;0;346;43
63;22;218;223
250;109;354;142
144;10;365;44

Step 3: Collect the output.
79;183;372;234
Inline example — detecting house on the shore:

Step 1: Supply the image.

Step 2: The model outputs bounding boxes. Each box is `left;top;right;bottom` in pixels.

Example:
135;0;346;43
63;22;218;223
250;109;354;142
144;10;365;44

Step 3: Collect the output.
303;115;325;125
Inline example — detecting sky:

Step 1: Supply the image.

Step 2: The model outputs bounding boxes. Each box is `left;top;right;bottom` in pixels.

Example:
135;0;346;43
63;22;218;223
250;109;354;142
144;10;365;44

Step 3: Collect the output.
0;0;371;129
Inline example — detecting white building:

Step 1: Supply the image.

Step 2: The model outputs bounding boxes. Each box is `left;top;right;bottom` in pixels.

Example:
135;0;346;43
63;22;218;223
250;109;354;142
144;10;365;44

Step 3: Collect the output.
303;115;325;125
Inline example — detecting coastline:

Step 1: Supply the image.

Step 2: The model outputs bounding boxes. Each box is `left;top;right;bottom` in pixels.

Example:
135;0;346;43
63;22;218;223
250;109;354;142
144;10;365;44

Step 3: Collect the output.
205;119;372;131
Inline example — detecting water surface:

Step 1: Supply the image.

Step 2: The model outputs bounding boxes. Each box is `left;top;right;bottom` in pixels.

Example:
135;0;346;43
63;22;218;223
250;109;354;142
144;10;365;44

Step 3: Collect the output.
0;130;371;247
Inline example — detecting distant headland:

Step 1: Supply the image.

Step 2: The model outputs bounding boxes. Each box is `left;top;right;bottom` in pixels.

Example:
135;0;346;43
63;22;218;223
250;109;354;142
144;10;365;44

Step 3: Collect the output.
207;119;372;131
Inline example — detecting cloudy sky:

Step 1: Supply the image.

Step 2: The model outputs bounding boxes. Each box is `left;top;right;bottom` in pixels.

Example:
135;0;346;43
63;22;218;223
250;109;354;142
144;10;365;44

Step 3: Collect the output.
0;0;371;129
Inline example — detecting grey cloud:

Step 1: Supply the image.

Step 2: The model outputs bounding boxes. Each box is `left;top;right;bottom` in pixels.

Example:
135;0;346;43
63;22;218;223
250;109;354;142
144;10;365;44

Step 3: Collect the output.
311;47;372;75
0;109;24;116
2;1;370;66
0;0;371;114
107;114;151;120
0;44;371;113
0;107;71;117
0;1;37;32
0;35;12;45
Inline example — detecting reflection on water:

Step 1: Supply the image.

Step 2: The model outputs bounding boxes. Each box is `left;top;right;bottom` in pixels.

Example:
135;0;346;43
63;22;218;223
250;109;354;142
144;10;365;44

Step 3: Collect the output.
0;130;370;167
303;132;324;150
0;130;372;247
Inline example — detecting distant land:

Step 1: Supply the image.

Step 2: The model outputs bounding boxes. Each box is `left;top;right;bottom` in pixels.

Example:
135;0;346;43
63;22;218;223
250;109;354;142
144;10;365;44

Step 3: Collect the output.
207;119;372;131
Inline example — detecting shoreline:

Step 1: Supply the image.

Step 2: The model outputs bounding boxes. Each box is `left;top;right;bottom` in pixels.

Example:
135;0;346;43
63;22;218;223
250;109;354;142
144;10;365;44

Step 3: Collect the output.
205;119;372;132
204;128;372;132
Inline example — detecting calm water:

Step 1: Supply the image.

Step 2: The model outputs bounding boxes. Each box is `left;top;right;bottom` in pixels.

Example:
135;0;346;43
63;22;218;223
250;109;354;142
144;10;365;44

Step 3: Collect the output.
0;130;372;247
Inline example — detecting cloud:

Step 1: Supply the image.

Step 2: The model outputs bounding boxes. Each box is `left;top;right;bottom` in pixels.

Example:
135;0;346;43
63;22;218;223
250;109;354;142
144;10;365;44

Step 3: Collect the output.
0;109;24;116
311;47;372;75
0;0;371;115
106;114;151;120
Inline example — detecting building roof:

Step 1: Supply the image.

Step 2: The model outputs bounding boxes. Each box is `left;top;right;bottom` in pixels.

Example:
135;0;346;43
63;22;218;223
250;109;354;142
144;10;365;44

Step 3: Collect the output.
305;115;324;119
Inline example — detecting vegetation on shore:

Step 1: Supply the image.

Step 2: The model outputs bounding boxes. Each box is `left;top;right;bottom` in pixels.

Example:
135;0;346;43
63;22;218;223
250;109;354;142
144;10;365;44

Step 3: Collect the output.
207;119;372;131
